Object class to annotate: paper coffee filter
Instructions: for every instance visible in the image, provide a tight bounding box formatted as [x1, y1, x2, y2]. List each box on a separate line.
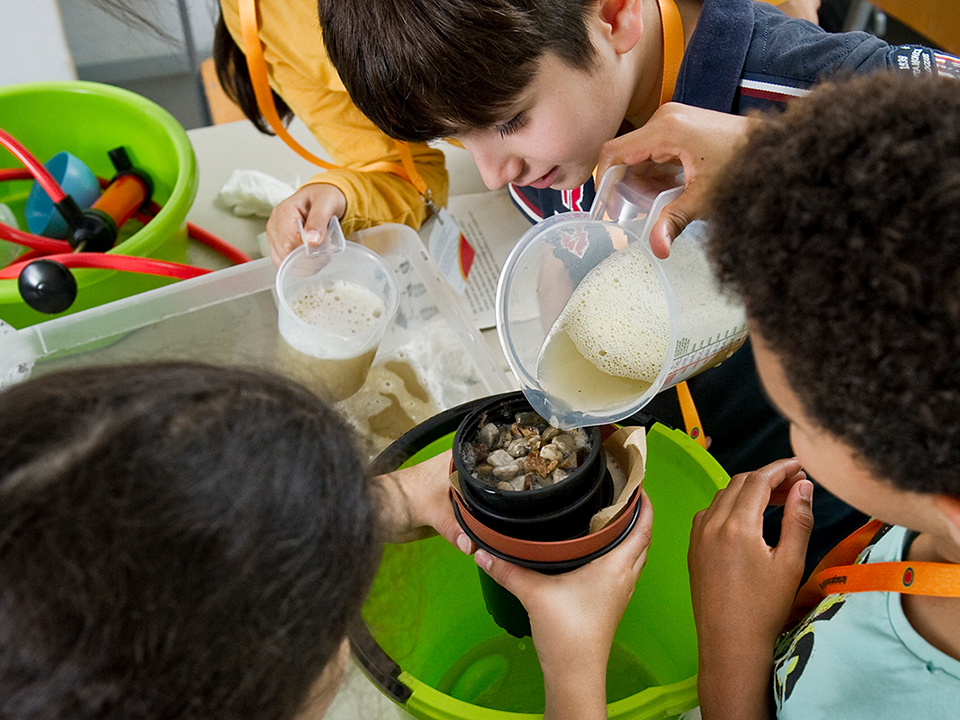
[589, 426, 646, 534]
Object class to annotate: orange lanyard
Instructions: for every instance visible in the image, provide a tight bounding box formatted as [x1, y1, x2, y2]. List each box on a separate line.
[658, 0, 685, 106]
[654, 0, 708, 446]
[237, 0, 430, 199]
[788, 519, 960, 627]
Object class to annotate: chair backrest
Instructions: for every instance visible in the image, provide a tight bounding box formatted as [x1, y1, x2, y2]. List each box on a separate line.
[867, 0, 960, 54]
[200, 57, 247, 125]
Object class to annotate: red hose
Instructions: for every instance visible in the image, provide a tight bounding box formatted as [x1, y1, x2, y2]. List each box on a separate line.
[135, 202, 253, 264]
[0, 129, 66, 203]
[0, 168, 33, 183]
[0, 221, 71, 253]
[187, 222, 253, 264]
[0, 253, 212, 281]
[0, 157, 253, 270]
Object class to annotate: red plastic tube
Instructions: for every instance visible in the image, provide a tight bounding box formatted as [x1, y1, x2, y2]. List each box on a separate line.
[0, 221, 72, 254]
[1, 164, 253, 269]
[0, 129, 66, 203]
[0, 168, 33, 183]
[0, 253, 212, 281]
[135, 202, 253, 265]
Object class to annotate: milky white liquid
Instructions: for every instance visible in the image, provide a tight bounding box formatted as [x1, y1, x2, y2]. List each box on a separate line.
[537, 245, 670, 412]
[288, 279, 385, 339]
[278, 279, 386, 401]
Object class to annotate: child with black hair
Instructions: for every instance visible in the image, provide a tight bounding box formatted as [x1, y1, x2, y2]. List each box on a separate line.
[0, 362, 651, 720]
[687, 71, 960, 718]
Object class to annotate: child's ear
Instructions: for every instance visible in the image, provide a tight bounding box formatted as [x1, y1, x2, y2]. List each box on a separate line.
[595, 0, 645, 55]
[933, 494, 960, 548]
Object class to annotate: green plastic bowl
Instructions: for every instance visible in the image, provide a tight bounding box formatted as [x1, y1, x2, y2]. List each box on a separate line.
[0, 81, 197, 328]
[358, 399, 729, 720]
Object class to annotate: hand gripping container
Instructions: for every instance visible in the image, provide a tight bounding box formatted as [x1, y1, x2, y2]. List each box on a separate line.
[358, 397, 730, 720]
[496, 165, 748, 429]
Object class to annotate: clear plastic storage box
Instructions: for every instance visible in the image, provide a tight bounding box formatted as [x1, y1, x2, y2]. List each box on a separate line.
[0, 224, 511, 459]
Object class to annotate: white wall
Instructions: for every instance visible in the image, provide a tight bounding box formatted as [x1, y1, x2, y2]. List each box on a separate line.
[0, 0, 77, 86]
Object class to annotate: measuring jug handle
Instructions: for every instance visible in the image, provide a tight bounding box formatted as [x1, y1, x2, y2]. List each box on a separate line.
[589, 164, 684, 240]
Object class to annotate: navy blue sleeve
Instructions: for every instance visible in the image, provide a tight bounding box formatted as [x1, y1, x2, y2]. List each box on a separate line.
[887, 45, 960, 78]
[745, 5, 890, 89]
[738, 4, 958, 115]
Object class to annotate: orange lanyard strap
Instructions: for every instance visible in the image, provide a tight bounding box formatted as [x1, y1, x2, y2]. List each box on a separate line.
[789, 519, 960, 626]
[814, 559, 960, 597]
[394, 139, 432, 201]
[675, 380, 706, 448]
[655, 0, 700, 443]
[237, 0, 429, 198]
[657, 0, 685, 106]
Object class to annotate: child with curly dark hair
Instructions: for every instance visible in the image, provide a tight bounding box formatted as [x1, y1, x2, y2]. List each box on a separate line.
[0, 362, 652, 720]
[688, 71, 960, 719]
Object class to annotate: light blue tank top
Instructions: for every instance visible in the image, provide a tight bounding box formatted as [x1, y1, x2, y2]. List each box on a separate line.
[773, 525, 960, 718]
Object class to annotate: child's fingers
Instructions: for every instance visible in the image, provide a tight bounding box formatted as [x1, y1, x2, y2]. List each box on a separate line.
[621, 490, 654, 574]
[474, 548, 530, 598]
[745, 460, 806, 514]
[776, 479, 815, 562]
[266, 204, 306, 266]
[725, 458, 805, 519]
[692, 459, 804, 544]
[583, 490, 655, 579]
[649, 200, 694, 258]
[696, 470, 749, 524]
[767, 470, 809, 506]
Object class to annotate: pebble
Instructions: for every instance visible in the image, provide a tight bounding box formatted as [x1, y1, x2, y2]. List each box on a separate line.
[462, 410, 590, 491]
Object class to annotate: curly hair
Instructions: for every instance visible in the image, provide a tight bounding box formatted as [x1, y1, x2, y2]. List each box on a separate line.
[0, 363, 381, 720]
[709, 71, 960, 498]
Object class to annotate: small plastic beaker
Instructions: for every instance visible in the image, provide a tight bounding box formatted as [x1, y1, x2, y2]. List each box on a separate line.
[496, 165, 748, 428]
[276, 243, 399, 402]
[25, 151, 102, 238]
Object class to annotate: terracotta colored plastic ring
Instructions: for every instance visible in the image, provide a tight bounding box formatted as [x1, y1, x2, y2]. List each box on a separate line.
[451, 485, 642, 572]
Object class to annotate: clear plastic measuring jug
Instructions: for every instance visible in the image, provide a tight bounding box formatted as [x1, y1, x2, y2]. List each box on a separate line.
[496, 165, 748, 429]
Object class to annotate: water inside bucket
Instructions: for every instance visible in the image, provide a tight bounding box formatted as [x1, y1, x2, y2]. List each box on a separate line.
[437, 636, 658, 712]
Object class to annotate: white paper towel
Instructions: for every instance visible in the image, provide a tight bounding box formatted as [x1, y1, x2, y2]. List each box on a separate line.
[216, 169, 297, 218]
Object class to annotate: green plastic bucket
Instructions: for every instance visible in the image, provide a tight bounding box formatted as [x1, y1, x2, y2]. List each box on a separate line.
[358, 398, 729, 720]
[0, 81, 197, 328]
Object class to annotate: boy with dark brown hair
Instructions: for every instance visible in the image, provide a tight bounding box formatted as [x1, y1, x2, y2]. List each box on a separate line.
[318, 0, 960, 499]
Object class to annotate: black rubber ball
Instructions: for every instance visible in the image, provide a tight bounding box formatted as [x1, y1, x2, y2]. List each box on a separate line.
[18, 260, 78, 314]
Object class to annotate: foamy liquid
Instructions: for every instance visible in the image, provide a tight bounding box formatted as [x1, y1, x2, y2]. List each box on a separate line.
[288, 279, 385, 341]
[537, 245, 670, 411]
[278, 279, 386, 401]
